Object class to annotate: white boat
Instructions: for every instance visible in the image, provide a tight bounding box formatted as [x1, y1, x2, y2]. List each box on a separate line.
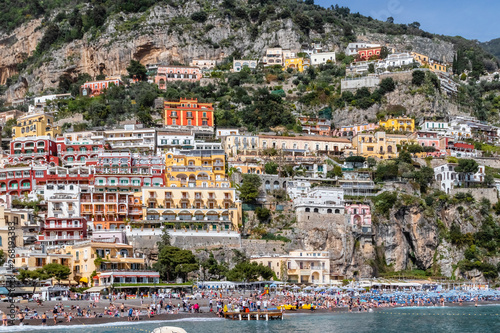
[151, 327, 188, 333]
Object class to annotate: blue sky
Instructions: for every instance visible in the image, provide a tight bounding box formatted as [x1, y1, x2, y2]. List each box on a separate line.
[316, 0, 498, 42]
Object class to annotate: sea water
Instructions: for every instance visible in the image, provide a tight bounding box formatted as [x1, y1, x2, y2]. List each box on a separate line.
[4, 305, 500, 333]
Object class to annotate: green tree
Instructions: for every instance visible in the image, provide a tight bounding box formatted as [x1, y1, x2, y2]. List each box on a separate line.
[154, 246, 198, 282]
[406, 144, 423, 154]
[255, 207, 271, 222]
[201, 253, 228, 280]
[379, 77, 396, 94]
[264, 161, 279, 174]
[226, 262, 275, 281]
[345, 156, 366, 164]
[43, 263, 71, 284]
[327, 165, 343, 178]
[413, 166, 434, 193]
[0, 249, 5, 266]
[238, 174, 261, 203]
[191, 11, 208, 23]
[368, 63, 375, 73]
[412, 70, 425, 86]
[455, 159, 479, 185]
[367, 157, 377, 168]
[157, 227, 171, 252]
[379, 46, 390, 59]
[127, 60, 147, 81]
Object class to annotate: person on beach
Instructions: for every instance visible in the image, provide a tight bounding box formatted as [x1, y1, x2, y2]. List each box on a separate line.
[134, 308, 140, 321]
[41, 313, 47, 326]
[128, 307, 133, 321]
[1, 312, 6, 326]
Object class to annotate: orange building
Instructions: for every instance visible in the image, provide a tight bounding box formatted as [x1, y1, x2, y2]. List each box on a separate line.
[163, 98, 214, 129]
[80, 77, 123, 97]
[357, 47, 382, 61]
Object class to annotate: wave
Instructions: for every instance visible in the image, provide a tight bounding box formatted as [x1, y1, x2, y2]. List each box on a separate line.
[0, 317, 224, 332]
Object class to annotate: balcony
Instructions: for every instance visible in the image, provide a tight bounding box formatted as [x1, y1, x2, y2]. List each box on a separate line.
[45, 223, 83, 229]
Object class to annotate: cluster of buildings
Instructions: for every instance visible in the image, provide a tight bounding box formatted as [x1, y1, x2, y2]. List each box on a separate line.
[0, 95, 243, 287]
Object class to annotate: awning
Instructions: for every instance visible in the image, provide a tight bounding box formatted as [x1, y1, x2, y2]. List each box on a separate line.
[80, 277, 88, 283]
[84, 286, 107, 293]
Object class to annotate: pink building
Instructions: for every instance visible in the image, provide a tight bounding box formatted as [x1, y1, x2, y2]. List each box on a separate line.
[345, 204, 371, 232]
[332, 123, 378, 137]
[154, 66, 202, 89]
[414, 131, 440, 148]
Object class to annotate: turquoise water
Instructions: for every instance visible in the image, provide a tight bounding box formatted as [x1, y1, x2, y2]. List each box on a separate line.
[5, 305, 500, 333]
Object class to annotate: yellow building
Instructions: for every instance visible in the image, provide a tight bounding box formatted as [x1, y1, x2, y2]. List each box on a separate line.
[165, 149, 229, 188]
[0, 206, 24, 253]
[283, 58, 310, 72]
[65, 241, 147, 283]
[141, 187, 241, 231]
[428, 61, 447, 73]
[12, 112, 61, 139]
[411, 52, 447, 73]
[13, 248, 72, 272]
[250, 250, 341, 284]
[351, 131, 411, 159]
[379, 117, 415, 132]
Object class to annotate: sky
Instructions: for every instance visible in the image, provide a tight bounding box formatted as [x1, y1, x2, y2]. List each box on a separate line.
[316, 0, 498, 42]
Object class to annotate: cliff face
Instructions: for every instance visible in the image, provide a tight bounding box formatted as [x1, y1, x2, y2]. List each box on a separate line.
[0, 4, 322, 101]
[0, 2, 462, 103]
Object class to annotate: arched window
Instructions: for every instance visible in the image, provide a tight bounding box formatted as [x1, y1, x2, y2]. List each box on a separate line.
[334, 209, 340, 214]
[313, 208, 319, 213]
[305, 208, 310, 213]
[327, 209, 332, 213]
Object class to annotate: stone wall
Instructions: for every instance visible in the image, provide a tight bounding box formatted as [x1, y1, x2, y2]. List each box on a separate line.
[450, 188, 498, 204]
[241, 239, 288, 256]
[379, 71, 412, 83]
[341, 76, 380, 92]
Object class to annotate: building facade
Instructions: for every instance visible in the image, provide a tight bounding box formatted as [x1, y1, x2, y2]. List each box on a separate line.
[12, 112, 61, 139]
[165, 149, 229, 188]
[163, 98, 214, 131]
[81, 77, 123, 97]
[379, 117, 415, 132]
[141, 187, 241, 231]
[154, 66, 202, 89]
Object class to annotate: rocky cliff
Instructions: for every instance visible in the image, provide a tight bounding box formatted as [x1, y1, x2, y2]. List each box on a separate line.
[0, 1, 468, 103]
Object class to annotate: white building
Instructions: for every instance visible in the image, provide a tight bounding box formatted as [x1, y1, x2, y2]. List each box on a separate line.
[92, 125, 156, 153]
[310, 52, 336, 66]
[233, 59, 258, 72]
[434, 163, 486, 194]
[156, 131, 195, 151]
[194, 140, 222, 150]
[346, 42, 381, 56]
[377, 53, 414, 69]
[215, 128, 240, 139]
[420, 121, 449, 132]
[293, 187, 344, 214]
[47, 193, 81, 219]
[286, 180, 312, 200]
[262, 48, 296, 66]
[190, 59, 217, 70]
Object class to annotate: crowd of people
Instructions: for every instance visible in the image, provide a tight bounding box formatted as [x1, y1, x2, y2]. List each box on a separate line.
[0, 287, 498, 326]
